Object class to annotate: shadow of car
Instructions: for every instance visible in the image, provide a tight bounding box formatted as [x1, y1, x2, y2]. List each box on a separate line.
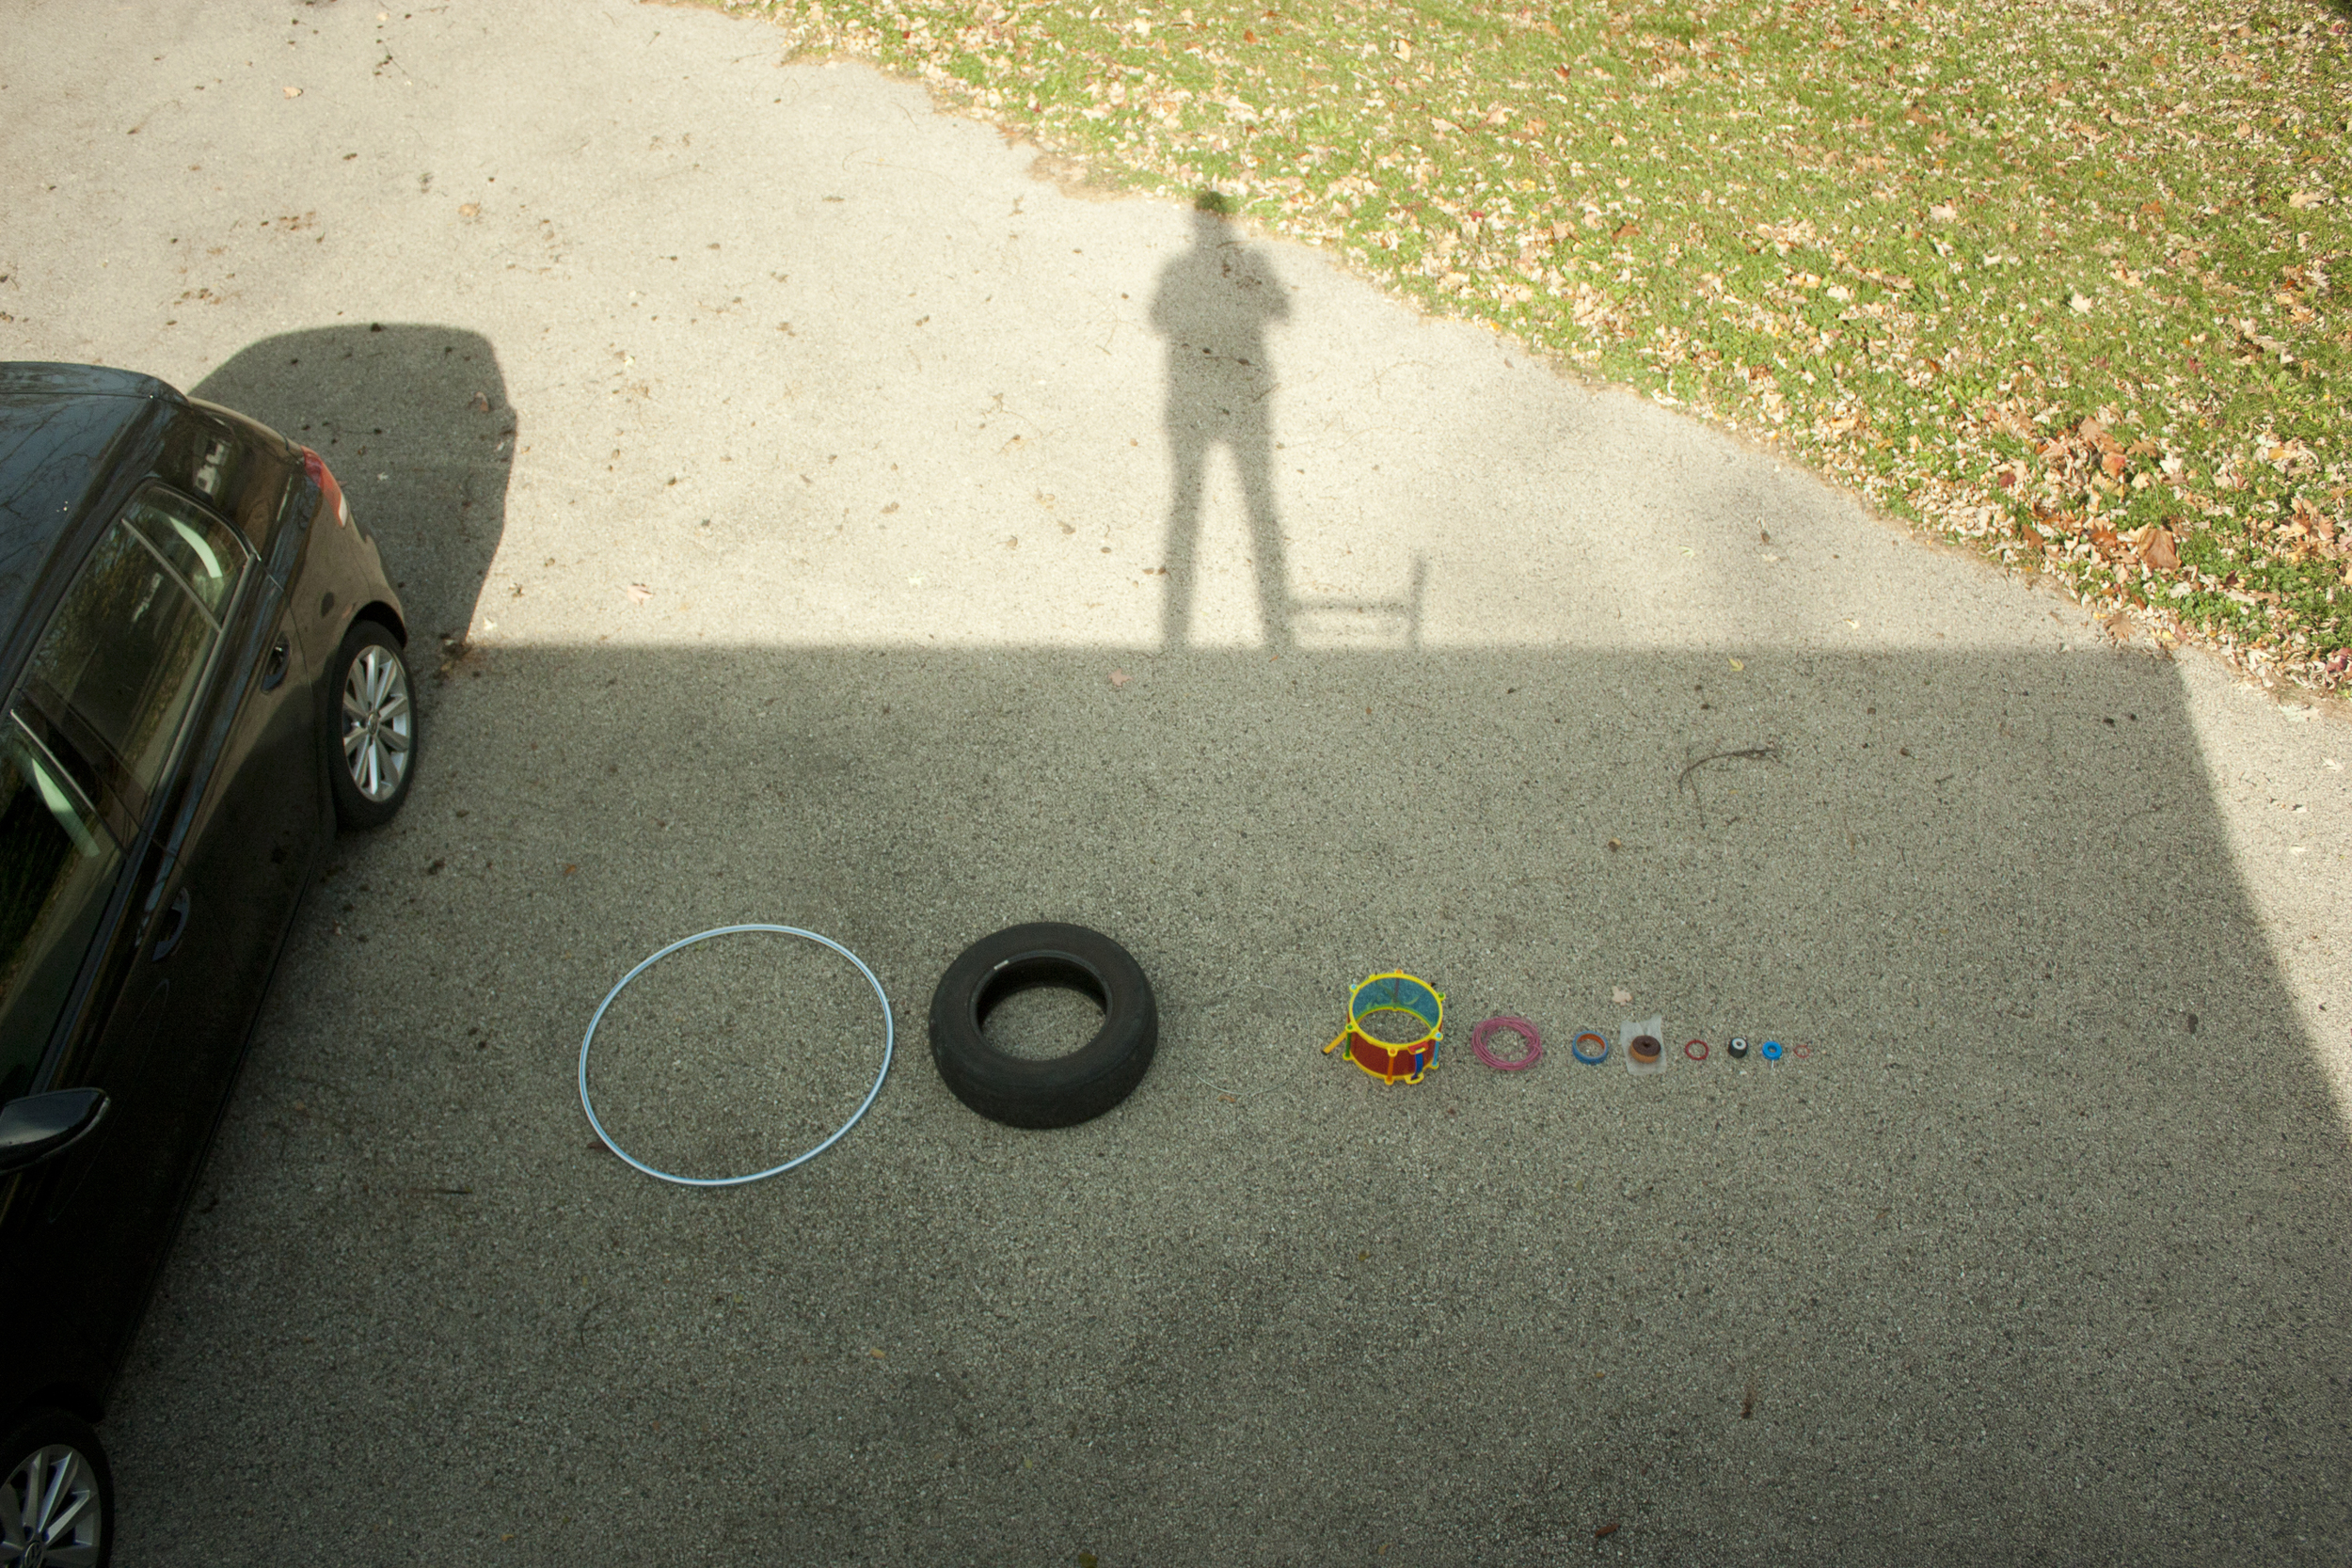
[0, 361, 415, 1565]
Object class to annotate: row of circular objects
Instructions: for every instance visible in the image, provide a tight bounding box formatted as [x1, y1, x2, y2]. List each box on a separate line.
[1466, 1018, 1808, 1071]
[1327, 972, 1813, 1086]
[580, 927, 1810, 1191]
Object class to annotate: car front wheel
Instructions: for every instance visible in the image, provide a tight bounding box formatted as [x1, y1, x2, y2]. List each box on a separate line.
[329, 620, 417, 830]
[0, 1408, 112, 1568]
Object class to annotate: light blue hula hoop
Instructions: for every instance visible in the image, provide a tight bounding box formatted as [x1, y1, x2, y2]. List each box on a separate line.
[578, 925, 894, 1187]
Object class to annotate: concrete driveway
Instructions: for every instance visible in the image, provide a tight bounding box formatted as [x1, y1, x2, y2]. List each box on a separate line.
[7, 2, 2351, 1561]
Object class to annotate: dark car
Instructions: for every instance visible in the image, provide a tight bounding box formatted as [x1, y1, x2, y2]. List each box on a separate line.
[0, 362, 416, 1565]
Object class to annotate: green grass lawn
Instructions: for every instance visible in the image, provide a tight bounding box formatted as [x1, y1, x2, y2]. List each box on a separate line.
[714, 0, 2350, 689]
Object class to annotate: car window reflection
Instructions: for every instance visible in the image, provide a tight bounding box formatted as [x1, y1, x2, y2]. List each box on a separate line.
[0, 719, 122, 1101]
[121, 490, 243, 620]
[26, 499, 244, 808]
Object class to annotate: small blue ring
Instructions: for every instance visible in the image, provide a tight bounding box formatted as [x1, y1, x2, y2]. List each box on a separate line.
[1761, 1039, 1783, 1061]
[1570, 1030, 1612, 1065]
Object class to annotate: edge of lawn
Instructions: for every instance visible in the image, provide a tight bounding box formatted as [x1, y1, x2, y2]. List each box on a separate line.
[700, 0, 2352, 702]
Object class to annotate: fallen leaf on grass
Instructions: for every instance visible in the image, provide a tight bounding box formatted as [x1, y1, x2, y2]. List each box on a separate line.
[2287, 190, 2328, 210]
[2293, 496, 2334, 547]
[2133, 525, 2180, 570]
[1928, 202, 1958, 222]
[2068, 293, 2093, 314]
[626, 584, 651, 603]
[1109, 670, 1131, 688]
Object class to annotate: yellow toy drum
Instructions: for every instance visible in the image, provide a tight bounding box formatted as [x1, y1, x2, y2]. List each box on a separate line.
[1323, 971, 1445, 1085]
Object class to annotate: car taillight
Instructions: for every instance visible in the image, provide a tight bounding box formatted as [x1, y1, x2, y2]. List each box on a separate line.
[301, 447, 351, 529]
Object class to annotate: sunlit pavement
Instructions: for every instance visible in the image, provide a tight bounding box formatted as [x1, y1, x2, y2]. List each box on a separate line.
[6, 2, 2350, 1561]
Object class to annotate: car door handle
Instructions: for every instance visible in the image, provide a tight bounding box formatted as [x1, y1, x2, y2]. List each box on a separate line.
[262, 635, 291, 691]
[151, 888, 191, 961]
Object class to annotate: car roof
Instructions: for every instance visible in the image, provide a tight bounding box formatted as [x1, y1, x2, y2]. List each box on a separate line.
[0, 362, 184, 641]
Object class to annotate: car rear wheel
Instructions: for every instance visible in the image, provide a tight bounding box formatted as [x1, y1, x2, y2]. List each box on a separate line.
[329, 620, 416, 830]
[0, 1408, 112, 1568]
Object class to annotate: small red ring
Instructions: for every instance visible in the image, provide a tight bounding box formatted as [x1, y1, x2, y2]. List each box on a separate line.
[1792, 1040, 1812, 1059]
[1683, 1037, 1709, 1062]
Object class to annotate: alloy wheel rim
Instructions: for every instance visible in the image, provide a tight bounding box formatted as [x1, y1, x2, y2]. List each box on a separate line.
[342, 642, 413, 802]
[2, 1442, 102, 1568]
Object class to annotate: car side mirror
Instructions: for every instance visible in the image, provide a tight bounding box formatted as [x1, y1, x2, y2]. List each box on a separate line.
[0, 1087, 111, 1174]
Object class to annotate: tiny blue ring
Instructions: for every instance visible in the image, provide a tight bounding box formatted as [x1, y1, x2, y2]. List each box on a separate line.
[579, 924, 894, 1187]
[1761, 1039, 1784, 1061]
[1570, 1030, 1612, 1065]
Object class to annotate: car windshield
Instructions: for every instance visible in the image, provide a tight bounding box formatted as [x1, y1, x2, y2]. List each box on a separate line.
[0, 716, 121, 1101]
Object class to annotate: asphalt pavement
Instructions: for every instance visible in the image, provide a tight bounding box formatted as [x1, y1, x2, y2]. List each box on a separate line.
[5, 2, 2351, 1562]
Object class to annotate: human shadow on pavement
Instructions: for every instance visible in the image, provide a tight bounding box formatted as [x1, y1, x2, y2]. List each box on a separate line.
[1152, 194, 1293, 650]
[192, 325, 515, 676]
[112, 626, 2352, 1565]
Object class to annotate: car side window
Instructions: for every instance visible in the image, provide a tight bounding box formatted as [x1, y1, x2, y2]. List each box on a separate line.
[19, 488, 248, 814]
[0, 488, 246, 1097]
[0, 720, 123, 1101]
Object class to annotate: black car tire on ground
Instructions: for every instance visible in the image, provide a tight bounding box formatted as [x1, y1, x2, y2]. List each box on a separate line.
[0, 1406, 114, 1568]
[929, 923, 1157, 1130]
[327, 620, 417, 831]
